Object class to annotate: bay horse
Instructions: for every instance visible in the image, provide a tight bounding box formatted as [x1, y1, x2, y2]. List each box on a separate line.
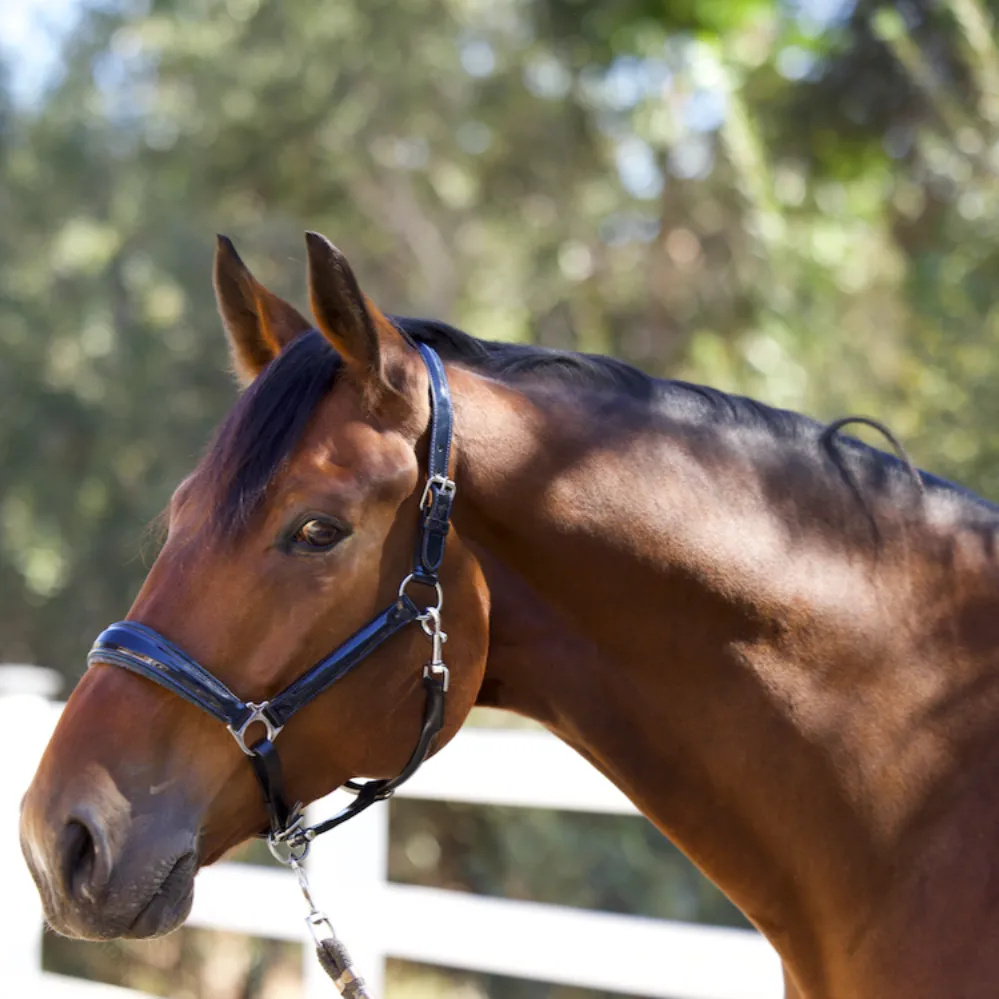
[19, 233, 999, 998]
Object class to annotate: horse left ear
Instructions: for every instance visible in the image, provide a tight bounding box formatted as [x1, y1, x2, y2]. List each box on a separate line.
[214, 235, 313, 386]
[304, 231, 414, 404]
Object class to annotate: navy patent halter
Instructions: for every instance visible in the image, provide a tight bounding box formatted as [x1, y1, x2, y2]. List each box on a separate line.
[87, 342, 456, 858]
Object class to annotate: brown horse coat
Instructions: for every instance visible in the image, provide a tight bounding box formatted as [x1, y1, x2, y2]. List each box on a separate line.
[21, 234, 999, 998]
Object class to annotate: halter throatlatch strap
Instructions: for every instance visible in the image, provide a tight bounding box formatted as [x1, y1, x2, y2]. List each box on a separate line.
[304, 674, 447, 840]
[415, 342, 455, 578]
[85, 342, 457, 855]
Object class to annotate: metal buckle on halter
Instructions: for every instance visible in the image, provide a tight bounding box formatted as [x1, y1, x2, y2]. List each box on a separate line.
[419, 473, 456, 511]
[227, 701, 283, 756]
[398, 572, 444, 614]
[423, 660, 450, 691]
[419, 606, 450, 692]
[266, 804, 314, 864]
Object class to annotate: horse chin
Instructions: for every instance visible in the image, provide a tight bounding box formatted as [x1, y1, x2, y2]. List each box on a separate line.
[124, 853, 197, 939]
[125, 891, 194, 939]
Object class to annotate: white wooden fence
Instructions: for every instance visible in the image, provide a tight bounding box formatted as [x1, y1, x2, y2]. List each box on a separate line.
[0, 686, 783, 999]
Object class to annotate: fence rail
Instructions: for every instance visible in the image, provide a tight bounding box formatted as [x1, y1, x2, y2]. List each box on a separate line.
[1, 691, 783, 998]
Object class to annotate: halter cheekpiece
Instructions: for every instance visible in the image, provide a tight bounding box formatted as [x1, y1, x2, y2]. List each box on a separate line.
[87, 342, 457, 862]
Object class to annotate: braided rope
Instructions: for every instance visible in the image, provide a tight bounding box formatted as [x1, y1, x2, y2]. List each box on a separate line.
[315, 933, 372, 999]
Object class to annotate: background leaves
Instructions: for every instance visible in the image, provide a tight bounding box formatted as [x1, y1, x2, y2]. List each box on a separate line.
[6, 0, 999, 994]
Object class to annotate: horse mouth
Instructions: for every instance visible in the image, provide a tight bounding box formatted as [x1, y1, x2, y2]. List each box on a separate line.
[126, 852, 197, 938]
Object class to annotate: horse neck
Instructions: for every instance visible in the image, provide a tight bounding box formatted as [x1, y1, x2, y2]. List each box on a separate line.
[447, 364, 999, 988]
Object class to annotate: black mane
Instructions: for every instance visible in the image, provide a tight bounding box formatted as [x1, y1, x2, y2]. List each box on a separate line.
[200, 317, 999, 534]
[392, 316, 803, 435]
[204, 330, 340, 533]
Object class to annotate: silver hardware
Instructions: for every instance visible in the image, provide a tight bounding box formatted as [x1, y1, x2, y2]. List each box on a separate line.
[268, 829, 310, 865]
[419, 473, 456, 511]
[289, 857, 340, 954]
[227, 701, 283, 756]
[291, 855, 320, 911]
[429, 626, 446, 666]
[423, 661, 450, 691]
[267, 808, 312, 864]
[419, 605, 450, 691]
[306, 910, 338, 949]
[398, 573, 444, 614]
[419, 605, 447, 657]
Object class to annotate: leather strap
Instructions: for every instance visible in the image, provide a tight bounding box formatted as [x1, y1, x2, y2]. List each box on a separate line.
[248, 738, 296, 835]
[86, 344, 456, 845]
[415, 343, 455, 577]
[88, 597, 423, 731]
[266, 595, 421, 727]
[87, 621, 251, 728]
[306, 674, 447, 838]
[419, 343, 453, 489]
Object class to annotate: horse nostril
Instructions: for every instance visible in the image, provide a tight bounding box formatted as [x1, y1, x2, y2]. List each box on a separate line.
[60, 817, 110, 905]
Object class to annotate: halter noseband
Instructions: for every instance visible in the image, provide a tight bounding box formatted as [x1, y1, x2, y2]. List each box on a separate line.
[87, 342, 456, 860]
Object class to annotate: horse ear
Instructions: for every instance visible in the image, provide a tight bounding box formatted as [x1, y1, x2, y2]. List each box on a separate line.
[213, 235, 313, 386]
[304, 231, 413, 403]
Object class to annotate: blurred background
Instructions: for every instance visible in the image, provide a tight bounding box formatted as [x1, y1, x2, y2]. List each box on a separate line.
[2, 0, 999, 995]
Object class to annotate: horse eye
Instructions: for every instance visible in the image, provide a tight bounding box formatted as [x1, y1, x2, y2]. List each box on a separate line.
[289, 518, 343, 552]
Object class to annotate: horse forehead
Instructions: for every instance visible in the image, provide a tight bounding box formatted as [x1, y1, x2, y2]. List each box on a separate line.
[298, 407, 418, 481]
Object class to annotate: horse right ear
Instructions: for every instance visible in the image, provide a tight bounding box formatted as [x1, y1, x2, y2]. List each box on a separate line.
[213, 235, 313, 386]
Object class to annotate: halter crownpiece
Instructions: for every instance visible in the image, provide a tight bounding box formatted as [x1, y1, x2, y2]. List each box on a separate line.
[87, 341, 456, 854]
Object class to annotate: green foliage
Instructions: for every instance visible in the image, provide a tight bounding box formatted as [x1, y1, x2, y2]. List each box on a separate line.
[6, 0, 999, 994]
[391, 801, 748, 925]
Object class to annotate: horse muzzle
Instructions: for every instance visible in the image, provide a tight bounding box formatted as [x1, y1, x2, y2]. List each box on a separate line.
[19, 775, 199, 940]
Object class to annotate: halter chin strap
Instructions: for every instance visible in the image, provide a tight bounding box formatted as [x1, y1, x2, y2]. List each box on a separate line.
[87, 342, 455, 856]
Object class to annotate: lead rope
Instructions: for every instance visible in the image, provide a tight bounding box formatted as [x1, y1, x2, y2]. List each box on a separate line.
[268, 607, 449, 997]
[291, 856, 371, 999]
